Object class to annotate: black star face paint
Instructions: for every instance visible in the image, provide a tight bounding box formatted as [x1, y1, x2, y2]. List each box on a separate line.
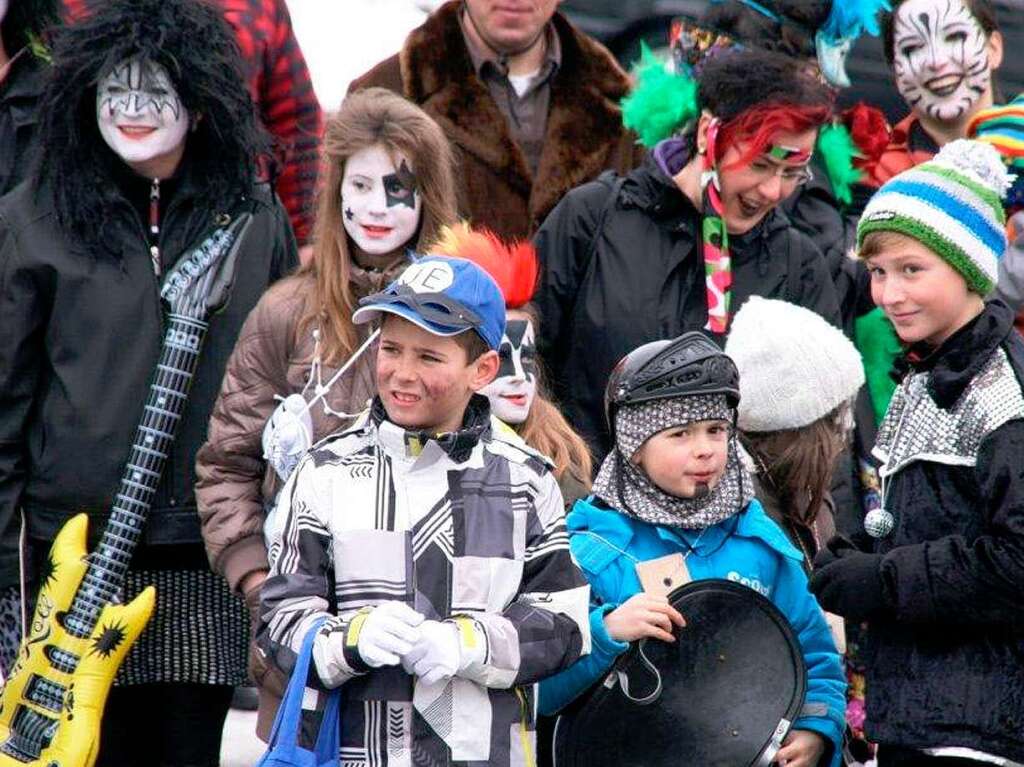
[893, 0, 991, 123]
[96, 57, 189, 168]
[482, 318, 537, 425]
[340, 145, 422, 255]
[383, 160, 418, 209]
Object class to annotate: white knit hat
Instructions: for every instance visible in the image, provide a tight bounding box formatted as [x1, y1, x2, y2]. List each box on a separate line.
[724, 297, 865, 432]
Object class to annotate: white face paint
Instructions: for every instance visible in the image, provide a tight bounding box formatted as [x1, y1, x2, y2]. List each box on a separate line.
[340, 145, 422, 255]
[482, 317, 537, 425]
[893, 0, 992, 123]
[0, 0, 9, 23]
[96, 58, 189, 174]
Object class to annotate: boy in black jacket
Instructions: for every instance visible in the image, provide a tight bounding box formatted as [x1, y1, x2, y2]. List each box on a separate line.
[811, 139, 1024, 766]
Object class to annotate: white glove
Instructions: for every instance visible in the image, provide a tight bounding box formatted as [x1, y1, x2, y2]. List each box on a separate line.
[356, 602, 424, 668]
[401, 619, 461, 685]
[262, 393, 313, 482]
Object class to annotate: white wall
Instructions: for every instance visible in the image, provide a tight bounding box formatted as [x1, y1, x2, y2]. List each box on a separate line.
[286, 0, 432, 113]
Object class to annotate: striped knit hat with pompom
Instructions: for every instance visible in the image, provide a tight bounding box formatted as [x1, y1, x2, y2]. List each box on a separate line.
[857, 139, 1015, 294]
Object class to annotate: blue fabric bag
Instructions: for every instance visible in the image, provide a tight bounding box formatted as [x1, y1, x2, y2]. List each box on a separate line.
[256, 617, 340, 766]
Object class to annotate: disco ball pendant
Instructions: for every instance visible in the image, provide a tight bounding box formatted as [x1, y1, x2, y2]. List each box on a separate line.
[864, 507, 895, 538]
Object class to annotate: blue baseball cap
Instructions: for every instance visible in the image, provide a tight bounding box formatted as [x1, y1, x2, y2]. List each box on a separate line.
[352, 255, 506, 351]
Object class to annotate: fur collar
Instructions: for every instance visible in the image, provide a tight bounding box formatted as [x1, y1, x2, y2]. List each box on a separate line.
[398, 0, 634, 221]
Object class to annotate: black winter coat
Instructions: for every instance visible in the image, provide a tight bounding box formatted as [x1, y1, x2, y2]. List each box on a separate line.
[0, 170, 296, 588]
[0, 52, 45, 198]
[533, 163, 841, 458]
[865, 301, 1024, 760]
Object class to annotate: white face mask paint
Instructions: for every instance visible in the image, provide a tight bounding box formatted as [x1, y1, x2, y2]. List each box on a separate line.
[96, 58, 189, 173]
[893, 0, 991, 123]
[340, 145, 422, 255]
[482, 318, 538, 425]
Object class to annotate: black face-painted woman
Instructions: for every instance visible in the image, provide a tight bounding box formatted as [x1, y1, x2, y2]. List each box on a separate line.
[0, 0, 297, 763]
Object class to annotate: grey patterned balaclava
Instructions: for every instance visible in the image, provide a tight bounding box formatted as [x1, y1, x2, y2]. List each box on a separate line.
[592, 393, 754, 529]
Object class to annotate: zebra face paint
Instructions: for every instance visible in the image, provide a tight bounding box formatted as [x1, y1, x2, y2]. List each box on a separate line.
[341, 144, 421, 255]
[893, 0, 991, 123]
[482, 318, 537, 425]
[96, 58, 189, 172]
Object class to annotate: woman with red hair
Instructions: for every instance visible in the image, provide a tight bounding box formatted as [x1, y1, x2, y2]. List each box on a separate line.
[534, 47, 842, 459]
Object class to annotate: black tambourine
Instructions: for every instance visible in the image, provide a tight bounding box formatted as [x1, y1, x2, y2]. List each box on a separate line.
[553, 579, 807, 767]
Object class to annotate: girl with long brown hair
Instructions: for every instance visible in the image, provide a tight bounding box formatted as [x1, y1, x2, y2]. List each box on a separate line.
[434, 223, 593, 505]
[724, 296, 864, 568]
[195, 86, 458, 738]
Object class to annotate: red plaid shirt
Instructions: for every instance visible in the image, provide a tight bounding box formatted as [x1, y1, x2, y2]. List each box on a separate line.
[64, 0, 323, 245]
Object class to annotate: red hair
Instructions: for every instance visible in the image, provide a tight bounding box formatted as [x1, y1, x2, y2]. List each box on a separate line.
[432, 222, 539, 308]
[716, 102, 831, 169]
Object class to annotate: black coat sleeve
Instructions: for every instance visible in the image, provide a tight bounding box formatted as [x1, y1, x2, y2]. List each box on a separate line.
[269, 192, 299, 281]
[789, 231, 843, 329]
[0, 212, 49, 580]
[879, 419, 1024, 627]
[532, 178, 613, 397]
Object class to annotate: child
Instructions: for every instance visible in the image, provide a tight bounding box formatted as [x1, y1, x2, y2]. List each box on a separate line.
[811, 139, 1024, 766]
[257, 255, 590, 765]
[537, 332, 846, 767]
[726, 296, 865, 567]
[196, 88, 458, 736]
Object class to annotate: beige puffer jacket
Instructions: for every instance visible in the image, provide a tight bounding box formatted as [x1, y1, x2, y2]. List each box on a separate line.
[195, 270, 379, 737]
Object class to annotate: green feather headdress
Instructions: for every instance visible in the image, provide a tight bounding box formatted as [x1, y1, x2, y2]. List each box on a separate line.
[621, 44, 700, 149]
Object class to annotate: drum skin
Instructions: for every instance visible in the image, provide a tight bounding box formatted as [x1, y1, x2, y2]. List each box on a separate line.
[553, 579, 807, 767]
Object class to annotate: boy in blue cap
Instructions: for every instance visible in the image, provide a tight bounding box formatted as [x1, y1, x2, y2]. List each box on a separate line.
[258, 255, 590, 766]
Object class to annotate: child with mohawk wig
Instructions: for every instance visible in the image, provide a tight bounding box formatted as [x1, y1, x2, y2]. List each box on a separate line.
[434, 223, 593, 504]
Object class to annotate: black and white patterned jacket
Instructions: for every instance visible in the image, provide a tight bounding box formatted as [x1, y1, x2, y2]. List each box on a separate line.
[259, 395, 591, 766]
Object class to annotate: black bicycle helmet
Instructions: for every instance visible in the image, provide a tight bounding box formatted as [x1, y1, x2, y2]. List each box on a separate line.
[605, 332, 741, 437]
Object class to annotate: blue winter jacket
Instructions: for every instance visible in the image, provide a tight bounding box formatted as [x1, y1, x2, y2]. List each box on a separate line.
[538, 497, 846, 767]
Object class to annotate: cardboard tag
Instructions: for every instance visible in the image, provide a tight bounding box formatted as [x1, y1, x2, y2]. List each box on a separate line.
[636, 553, 692, 597]
[825, 611, 846, 654]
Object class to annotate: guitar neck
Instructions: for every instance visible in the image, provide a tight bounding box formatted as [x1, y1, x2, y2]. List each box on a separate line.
[63, 313, 210, 638]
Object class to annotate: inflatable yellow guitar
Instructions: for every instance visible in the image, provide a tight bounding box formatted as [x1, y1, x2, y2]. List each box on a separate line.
[0, 214, 250, 766]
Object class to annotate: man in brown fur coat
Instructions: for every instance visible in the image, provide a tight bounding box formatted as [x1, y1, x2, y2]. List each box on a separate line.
[349, 0, 643, 240]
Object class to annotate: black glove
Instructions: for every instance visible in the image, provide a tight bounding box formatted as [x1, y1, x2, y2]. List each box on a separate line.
[813, 535, 859, 570]
[809, 549, 890, 622]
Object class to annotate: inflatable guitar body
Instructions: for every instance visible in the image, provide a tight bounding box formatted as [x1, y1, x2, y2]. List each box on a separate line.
[0, 216, 250, 766]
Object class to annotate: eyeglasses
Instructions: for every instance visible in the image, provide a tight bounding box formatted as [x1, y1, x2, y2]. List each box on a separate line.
[745, 158, 815, 187]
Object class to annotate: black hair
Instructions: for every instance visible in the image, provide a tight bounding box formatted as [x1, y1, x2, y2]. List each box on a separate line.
[1, 0, 59, 54]
[34, 0, 271, 260]
[881, 0, 1001, 64]
[697, 47, 835, 124]
[700, 0, 833, 60]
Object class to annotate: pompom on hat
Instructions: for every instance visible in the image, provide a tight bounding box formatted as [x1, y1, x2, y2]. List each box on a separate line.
[724, 297, 865, 432]
[857, 139, 1015, 294]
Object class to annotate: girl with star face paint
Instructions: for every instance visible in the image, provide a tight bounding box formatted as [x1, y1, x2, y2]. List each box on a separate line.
[435, 223, 594, 506]
[196, 87, 459, 739]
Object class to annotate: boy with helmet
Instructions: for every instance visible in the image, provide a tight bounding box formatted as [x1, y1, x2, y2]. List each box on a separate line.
[538, 332, 846, 767]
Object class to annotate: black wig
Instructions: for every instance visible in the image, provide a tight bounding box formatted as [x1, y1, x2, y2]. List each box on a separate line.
[1, 0, 59, 54]
[34, 0, 271, 259]
[700, 0, 833, 60]
[699, 48, 835, 124]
